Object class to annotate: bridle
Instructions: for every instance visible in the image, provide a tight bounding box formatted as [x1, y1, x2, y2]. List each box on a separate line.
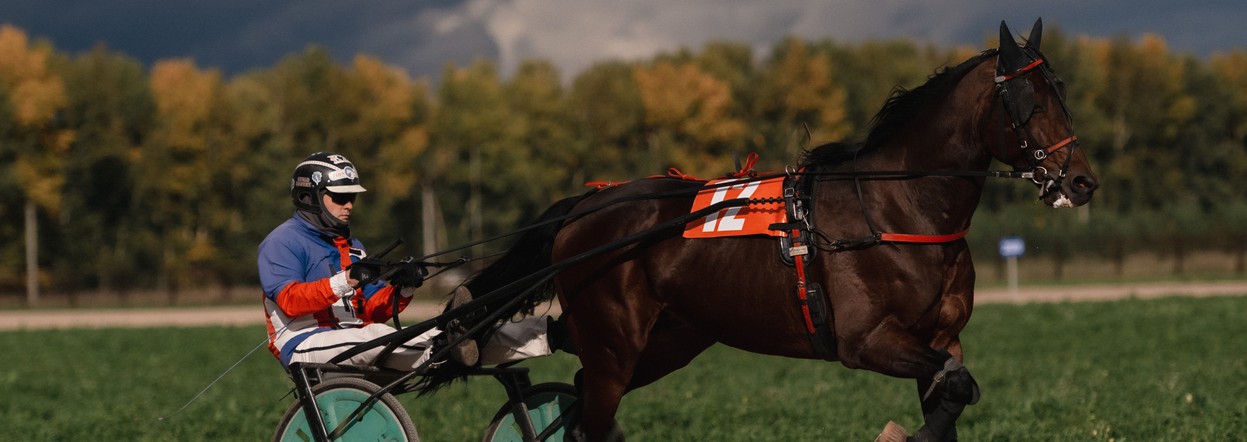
[994, 47, 1080, 201]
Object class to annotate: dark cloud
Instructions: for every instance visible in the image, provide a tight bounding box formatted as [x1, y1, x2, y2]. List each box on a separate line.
[2, 0, 1243, 81]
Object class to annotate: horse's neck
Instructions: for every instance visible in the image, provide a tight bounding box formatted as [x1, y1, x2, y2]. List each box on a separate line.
[849, 73, 996, 232]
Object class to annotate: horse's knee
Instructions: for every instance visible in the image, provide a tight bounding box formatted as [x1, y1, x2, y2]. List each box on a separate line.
[925, 357, 980, 406]
[945, 365, 979, 405]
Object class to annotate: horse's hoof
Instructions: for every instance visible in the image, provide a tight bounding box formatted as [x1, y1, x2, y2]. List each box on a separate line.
[874, 421, 909, 442]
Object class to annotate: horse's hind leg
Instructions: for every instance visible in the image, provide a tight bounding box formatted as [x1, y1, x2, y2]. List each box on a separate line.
[561, 276, 667, 441]
[626, 313, 715, 391]
[566, 315, 712, 441]
[566, 313, 638, 442]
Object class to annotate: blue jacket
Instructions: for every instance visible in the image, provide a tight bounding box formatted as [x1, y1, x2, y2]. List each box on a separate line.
[258, 214, 407, 365]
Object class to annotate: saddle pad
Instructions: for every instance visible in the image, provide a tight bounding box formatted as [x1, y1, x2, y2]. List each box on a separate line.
[684, 177, 787, 238]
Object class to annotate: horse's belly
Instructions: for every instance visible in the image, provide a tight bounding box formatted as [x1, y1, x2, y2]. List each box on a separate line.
[654, 251, 820, 358]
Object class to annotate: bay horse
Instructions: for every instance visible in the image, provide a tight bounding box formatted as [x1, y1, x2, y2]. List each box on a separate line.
[455, 19, 1098, 441]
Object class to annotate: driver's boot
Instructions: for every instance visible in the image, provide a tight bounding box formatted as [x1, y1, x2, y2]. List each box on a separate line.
[444, 286, 479, 367]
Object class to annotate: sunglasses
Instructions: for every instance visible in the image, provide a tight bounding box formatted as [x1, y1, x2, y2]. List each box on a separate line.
[327, 192, 357, 205]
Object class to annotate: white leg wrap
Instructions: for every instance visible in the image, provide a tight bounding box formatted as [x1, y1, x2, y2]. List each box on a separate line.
[480, 316, 553, 365]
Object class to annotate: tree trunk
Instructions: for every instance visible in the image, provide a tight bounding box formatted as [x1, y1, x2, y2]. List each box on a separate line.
[422, 183, 438, 256]
[469, 146, 483, 242]
[25, 201, 40, 307]
[1172, 240, 1185, 276]
[1111, 241, 1125, 278]
[1236, 245, 1245, 275]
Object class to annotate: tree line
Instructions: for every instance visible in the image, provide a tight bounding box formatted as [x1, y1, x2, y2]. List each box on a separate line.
[2, 24, 1245, 303]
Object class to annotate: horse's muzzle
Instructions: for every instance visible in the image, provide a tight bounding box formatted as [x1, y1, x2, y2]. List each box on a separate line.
[1044, 171, 1098, 208]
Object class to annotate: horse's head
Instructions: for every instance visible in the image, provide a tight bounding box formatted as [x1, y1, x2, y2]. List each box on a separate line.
[990, 19, 1099, 208]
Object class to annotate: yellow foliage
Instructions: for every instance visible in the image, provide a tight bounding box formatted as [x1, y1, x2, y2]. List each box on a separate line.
[761, 39, 852, 142]
[1212, 51, 1247, 111]
[375, 127, 430, 199]
[150, 59, 220, 149]
[14, 156, 64, 213]
[633, 62, 746, 145]
[352, 55, 413, 123]
[0, 25, 67, 128]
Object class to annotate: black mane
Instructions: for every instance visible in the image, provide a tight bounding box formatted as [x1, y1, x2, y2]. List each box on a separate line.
[800, 49, 998, 168]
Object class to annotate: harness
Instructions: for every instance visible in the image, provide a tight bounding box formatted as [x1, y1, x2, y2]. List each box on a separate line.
[766, 168, 970, 361]
[737, 46, 1077, 360]
[768, 169, 835, 359]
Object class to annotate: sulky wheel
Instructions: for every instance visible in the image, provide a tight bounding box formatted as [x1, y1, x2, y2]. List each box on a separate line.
[273, 377, 418, 442]
[482, 382, 583, 442]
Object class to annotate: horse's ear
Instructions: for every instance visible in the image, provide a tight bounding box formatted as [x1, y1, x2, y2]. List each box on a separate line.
[1027, 18, 1043, 50]
[998, 21, 1026, 71]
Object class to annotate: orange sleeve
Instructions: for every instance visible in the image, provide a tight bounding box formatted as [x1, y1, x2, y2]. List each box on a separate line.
[275, 279, 339, 317]
[362, 286, 413, 324]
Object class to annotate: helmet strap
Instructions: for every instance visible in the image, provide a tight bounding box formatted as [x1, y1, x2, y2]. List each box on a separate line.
[296, 192, 351, 238]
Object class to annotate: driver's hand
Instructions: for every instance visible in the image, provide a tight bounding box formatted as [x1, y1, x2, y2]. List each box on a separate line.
[347, 257, 386, 288]
[385, 261, 428, 289]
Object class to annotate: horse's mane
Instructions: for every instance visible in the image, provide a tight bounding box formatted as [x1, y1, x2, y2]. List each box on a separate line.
[800, 49, 999, 168]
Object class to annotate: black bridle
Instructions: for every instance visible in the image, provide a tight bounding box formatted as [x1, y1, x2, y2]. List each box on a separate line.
[994, 47, 1080, 204]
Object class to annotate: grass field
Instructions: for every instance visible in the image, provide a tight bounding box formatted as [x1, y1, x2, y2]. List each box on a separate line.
[2, 295, 1244, 441]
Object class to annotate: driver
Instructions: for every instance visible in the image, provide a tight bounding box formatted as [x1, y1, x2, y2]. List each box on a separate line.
[258, 152, 555, 371]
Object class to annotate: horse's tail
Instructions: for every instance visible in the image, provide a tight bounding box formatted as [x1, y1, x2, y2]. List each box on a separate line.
[462, 192, 587, 315]
[415, 192, 587, 395]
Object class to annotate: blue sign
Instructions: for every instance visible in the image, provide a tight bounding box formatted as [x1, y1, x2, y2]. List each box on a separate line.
[999, 236, 1026, 258]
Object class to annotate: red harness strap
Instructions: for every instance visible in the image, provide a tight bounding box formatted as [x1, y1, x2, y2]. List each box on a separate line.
[332, 236, 363, 322]
[1044, 135, 1077, 154]
[586, 152, 765, 190]
[878, 228, 970, 244]
[994, 58, 1044, 83]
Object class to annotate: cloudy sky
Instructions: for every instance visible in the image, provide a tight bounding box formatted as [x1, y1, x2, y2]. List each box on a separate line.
[3, 0, 1244, 81]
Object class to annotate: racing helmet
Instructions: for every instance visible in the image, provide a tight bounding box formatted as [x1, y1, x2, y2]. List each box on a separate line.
[290, 152, 367, 213]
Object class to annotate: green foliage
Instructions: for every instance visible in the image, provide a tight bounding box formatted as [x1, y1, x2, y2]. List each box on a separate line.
[0, 24, 1244, 296]
[0, 296, 1243, 440]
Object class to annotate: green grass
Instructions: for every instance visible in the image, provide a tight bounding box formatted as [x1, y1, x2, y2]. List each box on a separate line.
[2, 296, 1244, 441]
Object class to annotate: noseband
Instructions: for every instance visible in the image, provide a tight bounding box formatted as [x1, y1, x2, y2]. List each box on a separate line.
[994, 51, 1079, 199]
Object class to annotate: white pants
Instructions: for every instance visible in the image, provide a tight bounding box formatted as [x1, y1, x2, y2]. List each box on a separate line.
[288, 316, 553, 370]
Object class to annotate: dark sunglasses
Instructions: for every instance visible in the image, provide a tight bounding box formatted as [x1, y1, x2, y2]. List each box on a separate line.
[327, 192, 357, 205]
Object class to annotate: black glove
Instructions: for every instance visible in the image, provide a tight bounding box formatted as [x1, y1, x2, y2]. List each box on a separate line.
[347, 257, 386, 287]
[385, 260, 428, 289]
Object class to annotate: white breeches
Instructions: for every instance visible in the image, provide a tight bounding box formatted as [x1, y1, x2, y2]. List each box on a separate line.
[287, 316, 553, 370]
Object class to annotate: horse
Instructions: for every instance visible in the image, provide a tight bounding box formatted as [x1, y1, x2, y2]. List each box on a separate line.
[454, 19, 1098, 441]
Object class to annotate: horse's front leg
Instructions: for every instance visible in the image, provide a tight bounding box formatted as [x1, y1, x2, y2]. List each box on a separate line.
[911, 245, 978, 441]
[850, 321, 979, 442]
[877, 247, 979, 442]
[906, 352, 980, 442]
[838, 299, 979, 439]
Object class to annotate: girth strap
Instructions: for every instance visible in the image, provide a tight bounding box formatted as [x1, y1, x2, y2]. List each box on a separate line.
[773, 172, 838, 361]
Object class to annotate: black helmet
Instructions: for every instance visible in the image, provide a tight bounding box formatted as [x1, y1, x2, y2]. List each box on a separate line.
[290, 152, 367, 213]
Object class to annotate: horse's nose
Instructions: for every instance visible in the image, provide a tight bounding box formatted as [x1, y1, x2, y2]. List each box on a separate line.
[1070, 174, 1098, 195]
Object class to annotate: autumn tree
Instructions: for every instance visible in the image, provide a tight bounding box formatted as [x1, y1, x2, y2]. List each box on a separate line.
[0, 25, 73, 305]
[432, 60, 526, 246]
[333, 55, 431, 252]
[506, 60, 581, 200]
[633, 61, 746, 177]
[138, 58, 226, 299]
[55, 46, 155, 299]
[754, 38, 852, 160]
[568, 61, 646, 179]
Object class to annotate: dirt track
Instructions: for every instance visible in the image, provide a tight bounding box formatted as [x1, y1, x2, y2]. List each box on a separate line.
[1, 281, 1245, 331]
